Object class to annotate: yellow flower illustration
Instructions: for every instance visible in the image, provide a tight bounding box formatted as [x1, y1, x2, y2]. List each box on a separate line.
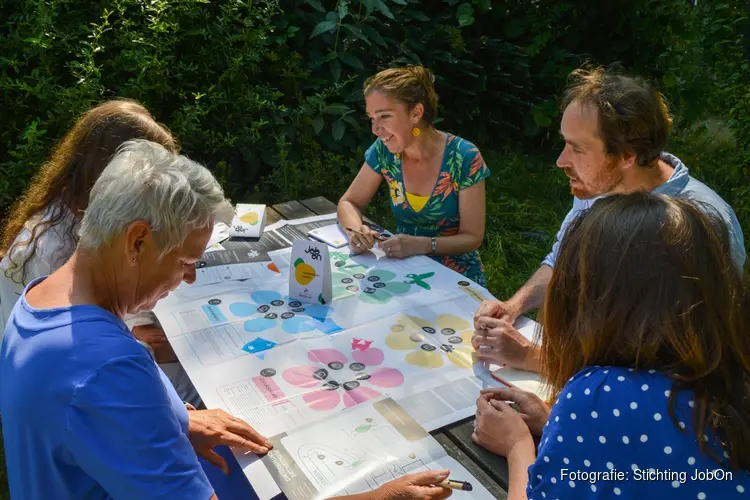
[385, 314, 474, 369]
[388, 179, 405, 205]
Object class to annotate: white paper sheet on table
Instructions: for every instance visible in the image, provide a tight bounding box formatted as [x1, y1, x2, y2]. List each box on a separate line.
[154, 236, 533, 499]
[260, 397, 495, 500]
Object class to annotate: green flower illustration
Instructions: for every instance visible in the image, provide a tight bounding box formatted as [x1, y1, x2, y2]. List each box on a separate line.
[330, 252, 413, 303]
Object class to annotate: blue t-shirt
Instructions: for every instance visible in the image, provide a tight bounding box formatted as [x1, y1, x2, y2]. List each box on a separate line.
[528, 366, 749, 498]
[0, 278, 214, 500]
[543, 153, 746, 270]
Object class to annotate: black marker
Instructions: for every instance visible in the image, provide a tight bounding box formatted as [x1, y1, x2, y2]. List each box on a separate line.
[439, 479, 473, 491]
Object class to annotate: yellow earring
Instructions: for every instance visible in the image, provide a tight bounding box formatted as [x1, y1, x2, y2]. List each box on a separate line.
[412, 127, 421, 137]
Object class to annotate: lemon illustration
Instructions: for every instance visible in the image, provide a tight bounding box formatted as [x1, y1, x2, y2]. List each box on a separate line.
[239, 211, 259, 225]
[294, 258, 316, 285]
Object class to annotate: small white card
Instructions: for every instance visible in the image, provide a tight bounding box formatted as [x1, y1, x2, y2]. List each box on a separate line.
[289, 240, 332, 305]
[307, 223, 349, 248]
[229, 203, 266, 238]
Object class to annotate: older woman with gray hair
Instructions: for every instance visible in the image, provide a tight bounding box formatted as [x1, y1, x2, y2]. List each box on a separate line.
[0, 140, 452, 500]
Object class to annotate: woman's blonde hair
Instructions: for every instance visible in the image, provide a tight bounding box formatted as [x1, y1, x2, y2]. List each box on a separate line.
[364, 66, 439, 124]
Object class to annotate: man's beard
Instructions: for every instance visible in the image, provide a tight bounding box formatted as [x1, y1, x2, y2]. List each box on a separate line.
[570, 159, 623, 199]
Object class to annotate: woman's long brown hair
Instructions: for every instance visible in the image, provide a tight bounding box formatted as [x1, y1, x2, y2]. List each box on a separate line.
[541, 192, 750, 469]
[1, 99, 177, 283]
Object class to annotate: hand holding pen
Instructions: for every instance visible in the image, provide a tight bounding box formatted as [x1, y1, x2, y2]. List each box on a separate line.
[346, 225, 386, 254]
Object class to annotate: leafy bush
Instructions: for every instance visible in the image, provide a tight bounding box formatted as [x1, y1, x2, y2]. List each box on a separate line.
[1, 0, 747, 223]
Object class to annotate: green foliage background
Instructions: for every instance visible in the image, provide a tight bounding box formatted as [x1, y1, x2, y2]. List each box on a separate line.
[2, 1, 748, 223]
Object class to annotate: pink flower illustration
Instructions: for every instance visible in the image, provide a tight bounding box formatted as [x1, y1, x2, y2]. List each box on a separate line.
[282, 346, 404, 411]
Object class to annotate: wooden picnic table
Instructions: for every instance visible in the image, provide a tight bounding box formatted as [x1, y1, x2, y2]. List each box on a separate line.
[266, 196, 510, 499]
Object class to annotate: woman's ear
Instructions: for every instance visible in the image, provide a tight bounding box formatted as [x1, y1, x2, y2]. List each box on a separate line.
[411, 103, 425, 125]
[124, 220, 151, 264]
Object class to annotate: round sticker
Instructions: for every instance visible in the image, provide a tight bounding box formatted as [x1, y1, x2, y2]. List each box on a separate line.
[260, 368, 276, 377]
[349, 362, 365, 372]
[328, 362, 344, 370]
[271, 300, 285, 307]
[208, 299, 222, 305]
[458, 281, 470, 287]
[323, 380, 339, 390]
[346, 285, 360, 292]
[448, 336, 463, 344]
[335, 261, 345, 268]
[292, 307, 306, 313]
[373, 282, 386, 289]
[420, 344, 437, 352]
[441, 328, 456, 336]
[290, 301, 303, 308]
[341, 278, 354, 284]
[422, 326, 437, 334]
[363, 288, 375, 294]
[343, 381, 360, 391]
[355, 373, 371, 381]
[354, 273, 365, 280]
[257, 305, 270, 313]
[410, 333, 425, 343]
[264, 313, 278, 320]
[367, 275, 381, 282]
[313, 369, 329, 380]
[440, 344, 453, 352]
[280, 312, 295, 319]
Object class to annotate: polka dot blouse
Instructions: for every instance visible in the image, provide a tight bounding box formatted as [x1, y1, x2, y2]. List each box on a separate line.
[527, 366, 749, 498]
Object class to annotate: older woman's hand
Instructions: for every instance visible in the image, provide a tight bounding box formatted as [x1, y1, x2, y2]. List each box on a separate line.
[472, 395, 534, 457]
[480, 387, 550, 437]
[187, 409, 272, 474]
[131, 325, 177, 363]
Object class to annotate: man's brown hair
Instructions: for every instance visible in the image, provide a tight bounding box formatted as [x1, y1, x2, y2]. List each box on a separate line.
[562, 66, 673, 166]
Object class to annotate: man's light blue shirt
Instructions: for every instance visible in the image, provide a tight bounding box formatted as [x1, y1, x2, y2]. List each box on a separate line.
[542, 153, 746, 269]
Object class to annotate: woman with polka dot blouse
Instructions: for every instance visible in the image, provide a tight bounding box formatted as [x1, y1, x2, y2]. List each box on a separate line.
[472, 192, 750, 499]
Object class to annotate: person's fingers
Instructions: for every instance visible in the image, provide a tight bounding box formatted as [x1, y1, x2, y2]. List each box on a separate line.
[201, 448, 229, 475]
[431, 487, 453, 500]
[475, 301, 496, 319]
[488, 398, 513, 413]
[480, 386, 518, 402]
[475, 316, 506, 331]
[409, 469, 450, 485]
[215, 430, 270, 454]
[471, 333, 482, 350]
[476, 395, 492, 413]
[361, 230, 376, 247]
[418, 486, 453, 499]
[227, 419, 273, 449]
[471, 431, 481, 445]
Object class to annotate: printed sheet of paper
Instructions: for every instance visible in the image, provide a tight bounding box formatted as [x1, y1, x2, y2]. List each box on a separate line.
[154, 238, 533, 499]
[261, 398, 495, 500]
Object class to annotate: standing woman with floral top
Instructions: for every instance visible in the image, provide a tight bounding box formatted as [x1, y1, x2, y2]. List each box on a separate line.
[337, 66, 490, 286]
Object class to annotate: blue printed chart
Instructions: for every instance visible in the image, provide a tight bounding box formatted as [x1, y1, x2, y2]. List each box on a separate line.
[153, 252, 543, 500]
[158, 282, 344, 365]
